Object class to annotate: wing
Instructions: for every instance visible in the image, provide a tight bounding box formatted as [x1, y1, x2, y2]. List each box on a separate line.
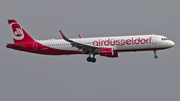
[59, 30, 99, 53]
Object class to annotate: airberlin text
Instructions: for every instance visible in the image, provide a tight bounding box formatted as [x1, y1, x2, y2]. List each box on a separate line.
[92, 36, 152, 46]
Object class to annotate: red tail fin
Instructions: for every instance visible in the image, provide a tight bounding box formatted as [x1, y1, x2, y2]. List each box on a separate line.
[8, 19, 35, 44]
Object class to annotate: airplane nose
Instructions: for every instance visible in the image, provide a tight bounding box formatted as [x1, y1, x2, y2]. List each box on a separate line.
[168, 40, 175, 47]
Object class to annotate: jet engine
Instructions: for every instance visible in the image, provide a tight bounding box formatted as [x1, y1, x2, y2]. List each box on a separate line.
[99, 48, 118, 57]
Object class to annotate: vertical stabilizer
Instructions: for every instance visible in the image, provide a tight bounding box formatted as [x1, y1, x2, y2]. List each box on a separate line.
[8, 19, 35, 44]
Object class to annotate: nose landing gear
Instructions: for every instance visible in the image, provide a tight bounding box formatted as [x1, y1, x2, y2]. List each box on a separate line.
[154, 55, 158, 59]
[153, 50, 158, 59]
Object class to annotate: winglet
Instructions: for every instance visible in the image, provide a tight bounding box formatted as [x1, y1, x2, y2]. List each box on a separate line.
[78, 34, 83, 38]
[59, 30, 66, 39]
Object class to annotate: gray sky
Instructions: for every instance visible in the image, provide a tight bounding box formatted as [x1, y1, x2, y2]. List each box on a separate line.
[0, 0, 179, 101]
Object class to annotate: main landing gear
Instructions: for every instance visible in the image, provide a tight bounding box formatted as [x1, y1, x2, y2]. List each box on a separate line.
[87, 54, 96, 63]
[153, 50, 158, 59]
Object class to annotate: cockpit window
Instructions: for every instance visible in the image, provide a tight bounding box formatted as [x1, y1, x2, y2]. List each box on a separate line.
[162, 38, 167, 40]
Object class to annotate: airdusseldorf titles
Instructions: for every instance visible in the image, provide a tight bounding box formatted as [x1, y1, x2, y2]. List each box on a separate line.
[92, 36, 152, 46]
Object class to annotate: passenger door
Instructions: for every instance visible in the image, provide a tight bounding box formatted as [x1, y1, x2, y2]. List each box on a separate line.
[152, 36, 157, 45]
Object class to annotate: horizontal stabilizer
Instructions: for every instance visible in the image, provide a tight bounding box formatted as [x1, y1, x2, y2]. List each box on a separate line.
[6, 43, 25, 49]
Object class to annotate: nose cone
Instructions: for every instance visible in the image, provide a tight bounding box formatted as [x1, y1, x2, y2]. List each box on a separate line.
[168, 40, 175, 47]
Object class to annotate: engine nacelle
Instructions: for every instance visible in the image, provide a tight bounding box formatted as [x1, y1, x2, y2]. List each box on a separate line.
[99, 48, 119, 57]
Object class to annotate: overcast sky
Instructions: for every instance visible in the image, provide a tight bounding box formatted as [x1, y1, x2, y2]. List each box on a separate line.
[0, 0, 179, 101]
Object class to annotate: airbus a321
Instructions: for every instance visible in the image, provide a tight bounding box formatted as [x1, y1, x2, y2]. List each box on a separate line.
[6, 19, 175, 63]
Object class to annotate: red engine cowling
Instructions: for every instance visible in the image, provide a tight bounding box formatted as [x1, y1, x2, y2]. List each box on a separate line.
[99, 48, 118, 57]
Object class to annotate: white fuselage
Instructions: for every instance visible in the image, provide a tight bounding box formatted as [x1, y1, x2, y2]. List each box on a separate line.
[37, 34, 174, 52]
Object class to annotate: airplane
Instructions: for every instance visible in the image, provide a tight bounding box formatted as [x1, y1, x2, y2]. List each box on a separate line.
[6, 19, 175, 63]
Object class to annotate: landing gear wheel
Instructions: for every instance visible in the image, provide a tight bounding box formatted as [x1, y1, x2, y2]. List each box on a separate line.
[87, 53, 96, 63]
[154, 55, 158, 59]
[91, 58, 96, 63]
[87, 57, 92, 62]
[153, 50, 158, 59]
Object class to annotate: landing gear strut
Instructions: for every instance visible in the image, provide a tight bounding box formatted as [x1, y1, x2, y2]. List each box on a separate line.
[153, 50, 158, 59]
[87, 54, 96, 63]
